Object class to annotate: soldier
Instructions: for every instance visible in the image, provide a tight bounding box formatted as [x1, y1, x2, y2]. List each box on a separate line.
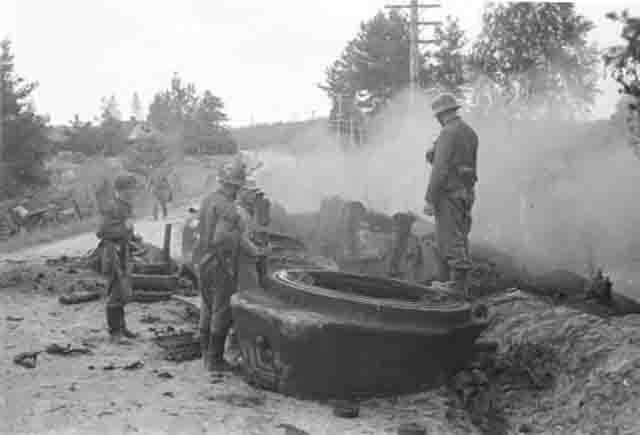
[235, 181, 264, 290]
[195, 161, 266, 372]
[151, 171, 172, 221]
[424, 93, 478, 299]
[97, 174, 138, 344]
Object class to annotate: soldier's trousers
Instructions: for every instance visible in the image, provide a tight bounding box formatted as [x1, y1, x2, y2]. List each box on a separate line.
[153, 199, 168, 220]
[434, 189, 474, 280]
[103, 240, 132, 309]
[199, 254, 237, 341]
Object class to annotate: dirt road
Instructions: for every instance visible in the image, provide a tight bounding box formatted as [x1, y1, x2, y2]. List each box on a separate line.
[0, 215, 476, 435]
[3, 209, 640, 434]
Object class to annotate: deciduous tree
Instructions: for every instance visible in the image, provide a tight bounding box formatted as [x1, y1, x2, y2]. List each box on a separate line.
[471, 2, 600, 120]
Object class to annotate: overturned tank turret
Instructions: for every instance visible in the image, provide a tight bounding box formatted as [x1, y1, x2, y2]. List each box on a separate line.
[231, 269, 489, 399]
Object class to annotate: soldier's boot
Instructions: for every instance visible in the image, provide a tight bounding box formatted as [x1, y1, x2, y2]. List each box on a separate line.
[226, 328, 242, 366]
[200, 329, 210, 360]
[206, 334, 233, 372]
[107, 306, 131, 345]
[119, 307, 138, 339]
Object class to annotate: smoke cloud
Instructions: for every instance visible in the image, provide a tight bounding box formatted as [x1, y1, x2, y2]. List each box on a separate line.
[250, 87, 640, 292]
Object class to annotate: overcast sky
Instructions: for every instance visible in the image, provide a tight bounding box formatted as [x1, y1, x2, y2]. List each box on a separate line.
[1, 1, 639, 126]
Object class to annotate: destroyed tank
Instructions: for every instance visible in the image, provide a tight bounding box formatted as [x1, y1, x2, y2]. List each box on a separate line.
[231, 269, 489, 399]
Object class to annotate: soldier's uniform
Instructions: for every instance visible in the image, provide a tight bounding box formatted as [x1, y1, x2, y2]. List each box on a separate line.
[151, 173, 172, 220]
[196, 161, 262, 371]
[97, 175, 137, 342]
[426, 94, 478, 297]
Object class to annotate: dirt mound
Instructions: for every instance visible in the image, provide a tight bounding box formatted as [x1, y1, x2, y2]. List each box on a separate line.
[450, 291, 640, 434]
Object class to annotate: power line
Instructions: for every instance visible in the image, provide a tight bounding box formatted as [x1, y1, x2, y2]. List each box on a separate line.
[384, 1, 442, 94]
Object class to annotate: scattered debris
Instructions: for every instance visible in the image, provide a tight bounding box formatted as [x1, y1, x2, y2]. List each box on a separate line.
[45, 343, 93, 356]
[154, 331, 201, 362]
[59, 290, 101, 305]
[140, 314, 162, 324]
[130, 291, 173, 303]
[157, 371, 174, 379]
[207, 393, 266, 408]
[332, 401, 360, 418]
[162, 392, 175, 398]
[396, 423, 427, 435]
[277, 424, 310, 435]
[123, 360, 144, 370]
[13, 351, 39, 369]
[46, 405, 67, 414]
[102, 361, 144, 371]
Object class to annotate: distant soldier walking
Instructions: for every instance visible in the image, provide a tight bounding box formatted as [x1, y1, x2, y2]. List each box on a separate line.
[194, 161, 265, 371]
[97, 174, 138, 344]
[151, 172, 172, 220]
[424, 94, 478, 299]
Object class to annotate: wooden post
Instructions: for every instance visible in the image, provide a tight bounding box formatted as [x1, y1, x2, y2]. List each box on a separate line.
[163, 223, 172, 269]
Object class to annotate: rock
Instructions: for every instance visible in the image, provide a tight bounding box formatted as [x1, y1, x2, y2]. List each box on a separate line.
[6, 315, 24, 322]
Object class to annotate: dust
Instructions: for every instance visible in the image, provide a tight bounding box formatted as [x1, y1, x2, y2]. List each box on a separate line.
[251, 87, 640, 287]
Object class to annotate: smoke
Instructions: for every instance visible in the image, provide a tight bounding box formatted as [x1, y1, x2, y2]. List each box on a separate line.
[253, 90, 440, 215]
[252, 87, 640, 280]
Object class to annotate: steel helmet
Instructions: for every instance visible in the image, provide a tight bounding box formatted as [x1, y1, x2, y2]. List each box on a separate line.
[217, 159, 247, 186]
[431, 93, 461, 115]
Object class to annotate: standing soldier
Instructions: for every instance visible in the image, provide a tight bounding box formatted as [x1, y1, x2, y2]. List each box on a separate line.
[424, 94, 478, 299]
[235, 181, 263, 292]
[97, 174, 138, 344]
[194, 161, 265, 372]
[151, 171, 173, 221]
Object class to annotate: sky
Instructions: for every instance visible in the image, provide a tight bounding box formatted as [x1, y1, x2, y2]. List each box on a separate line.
[1, 0, 639, 126]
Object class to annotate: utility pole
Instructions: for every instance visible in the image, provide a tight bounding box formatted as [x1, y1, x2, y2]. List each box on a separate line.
[385, 1, 442, 97]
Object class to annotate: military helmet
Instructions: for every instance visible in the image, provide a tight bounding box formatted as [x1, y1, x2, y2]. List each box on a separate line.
[217, 159, 247, 186]
[114, 174, 137, 191]
[431, 93, 461, 115]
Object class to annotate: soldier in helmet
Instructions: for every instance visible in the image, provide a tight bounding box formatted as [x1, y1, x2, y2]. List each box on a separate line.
[424, 94, 478, 299]
[151, 171, 173, 221]
[194, 160, 266, 372]
[97, 174, 138, 344]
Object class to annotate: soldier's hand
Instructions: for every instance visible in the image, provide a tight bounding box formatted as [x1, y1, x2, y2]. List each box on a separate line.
[425, 148, 435, 165]
[423, 202, 435, 217]
[258, 245, 273, 257]
[125, 219, 135, 231]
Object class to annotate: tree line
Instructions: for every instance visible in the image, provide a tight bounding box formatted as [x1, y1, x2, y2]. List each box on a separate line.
[321, 3, 635, 130]
[0, 38, 236, 199]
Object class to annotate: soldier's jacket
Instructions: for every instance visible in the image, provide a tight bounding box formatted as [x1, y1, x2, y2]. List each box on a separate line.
[97, 197, 133, 242]
[152, 175, 172, 202]
[195, 190, 245, 267]
[426, 116, 479, 204]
